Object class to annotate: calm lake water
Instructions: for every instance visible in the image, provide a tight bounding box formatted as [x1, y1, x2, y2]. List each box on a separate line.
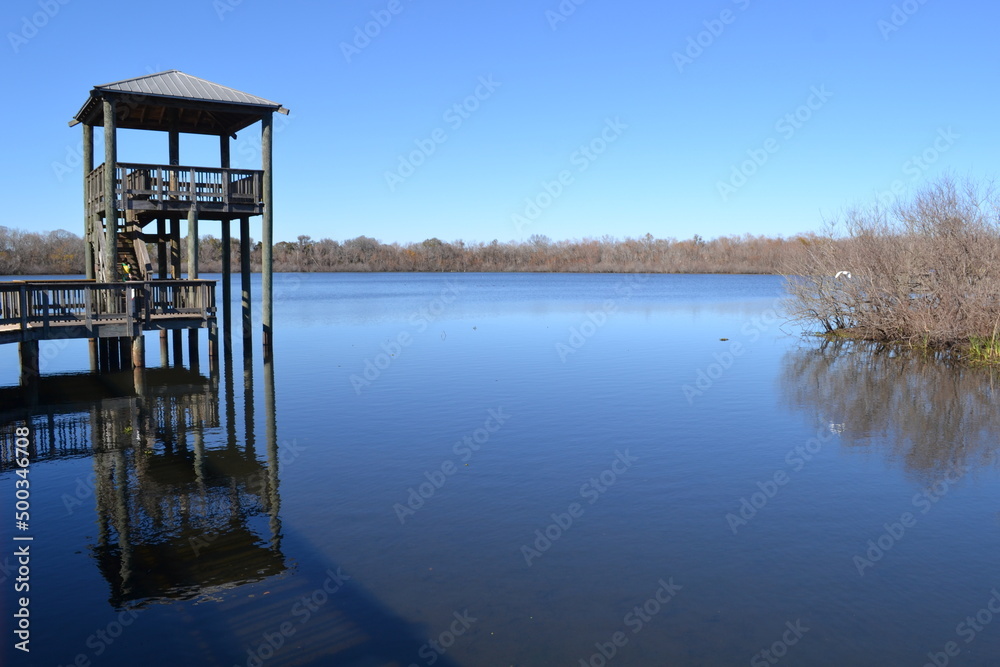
[2, 272, 1000, 666]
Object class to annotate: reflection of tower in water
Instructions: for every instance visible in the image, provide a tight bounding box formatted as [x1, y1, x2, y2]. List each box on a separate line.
[0, 344, 283, 609]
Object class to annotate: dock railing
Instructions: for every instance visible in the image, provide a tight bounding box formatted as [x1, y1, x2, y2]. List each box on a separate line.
[0, 280, 216, 335]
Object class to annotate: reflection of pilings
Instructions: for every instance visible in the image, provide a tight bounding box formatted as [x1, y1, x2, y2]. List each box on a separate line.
[18, 341, 39, 407]
[93, 441, 113, 584]
[264, 352, 280, 551]
[45, 410, 55, 455]
[224, 344, 237, 449]
[64, 352, 290, 607]
[0, 411, 92, 465]
[132, 366, 146, 397]
[193, 418, 205, 489]
[112, 448, 133, 599]
[132, 389, 153, 487]
[243, 345, 255, 457]
[162, 394, 174, 456]
[19, 340, 39, 384]
[176, 393, 188, 459]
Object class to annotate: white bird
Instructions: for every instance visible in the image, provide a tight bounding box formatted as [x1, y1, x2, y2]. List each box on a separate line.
[834, 271, 852, 280]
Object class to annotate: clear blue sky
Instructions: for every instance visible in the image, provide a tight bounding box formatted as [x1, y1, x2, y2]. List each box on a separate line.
[2, 0, 997, 245]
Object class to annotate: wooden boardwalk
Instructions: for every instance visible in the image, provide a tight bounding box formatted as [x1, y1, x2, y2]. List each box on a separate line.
[0, 279, 216, 346]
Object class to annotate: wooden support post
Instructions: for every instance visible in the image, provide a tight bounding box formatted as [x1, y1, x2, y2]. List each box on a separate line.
[98, 338, 110, 373]
[209, 319, 219, 358]
[219, 134, 233, 351]
[187, 207, 198, 279]
[83, 123, 94, 279]
[118, 337, 130, 369]
[220, 133, 230, 169]
[169, 130, 179, 169]
[103, 98, 118, 282]
[156, 218, 167, 279]
[131, 334, 144, 369]
[106, 338, 118, 372]
[159, 328, 169, 366]
[168, 132, 180, 283]
[240, 216, 252, 342]
[261, 113, 273, 348]
[89, 338, 98, 372]
[221, 219, 232, 346]
[169, 218, 180, 279]
[208, 321, 219, 376]
[157, 217, 168, 358]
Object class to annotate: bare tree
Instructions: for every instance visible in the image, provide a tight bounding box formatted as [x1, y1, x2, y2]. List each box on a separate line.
[785, 177, 1000, 351]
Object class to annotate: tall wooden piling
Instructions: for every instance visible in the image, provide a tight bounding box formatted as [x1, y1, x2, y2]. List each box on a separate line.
[82, 124, 94, 280]
[240, 216, 252, 343]
[261, 114, 274, 349]
[131, 334, 144, 368]
[187, 207, 198, 279]
[102, 98, 118, 283]
[221, 218, 232, 349]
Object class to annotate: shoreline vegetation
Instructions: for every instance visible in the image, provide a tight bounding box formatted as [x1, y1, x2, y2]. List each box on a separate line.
[3, 228, 817, 275]
[784, 177, 1000, 364]
[8, 176, 998, 364]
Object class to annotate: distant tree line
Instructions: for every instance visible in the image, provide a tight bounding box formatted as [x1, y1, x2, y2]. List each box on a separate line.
[2, 225, 824, 276]
[192, 232, 817, 274]
[0, 226, 85, 275]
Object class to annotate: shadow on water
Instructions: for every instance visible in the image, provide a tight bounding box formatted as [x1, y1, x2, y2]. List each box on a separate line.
[779, 338, 1000, 478]
[0, 343, 464, 667]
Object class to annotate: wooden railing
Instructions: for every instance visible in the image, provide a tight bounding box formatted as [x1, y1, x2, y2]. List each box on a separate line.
[85, 162, 263, 215]
[0, 280, 215, 333]
[129, 227, 153, 280]
[145, 280, 215, 317]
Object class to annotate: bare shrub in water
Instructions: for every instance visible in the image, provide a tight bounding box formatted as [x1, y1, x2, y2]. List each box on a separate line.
[784, 177, 1000, 349]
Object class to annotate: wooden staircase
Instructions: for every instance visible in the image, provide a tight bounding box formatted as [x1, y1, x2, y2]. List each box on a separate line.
[94, 212, 152, 282]
[117, 238, 141, 280]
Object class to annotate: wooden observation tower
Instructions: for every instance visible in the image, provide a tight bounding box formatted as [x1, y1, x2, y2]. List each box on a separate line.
[0, 71, 288, 379]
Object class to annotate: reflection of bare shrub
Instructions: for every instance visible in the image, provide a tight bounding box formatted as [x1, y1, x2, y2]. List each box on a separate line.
[780, 338, 1000, 478]
[784, 177, 1000, 348]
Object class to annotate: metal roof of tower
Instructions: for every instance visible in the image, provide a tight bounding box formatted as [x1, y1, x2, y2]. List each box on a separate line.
[71, 70, 288, 136]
